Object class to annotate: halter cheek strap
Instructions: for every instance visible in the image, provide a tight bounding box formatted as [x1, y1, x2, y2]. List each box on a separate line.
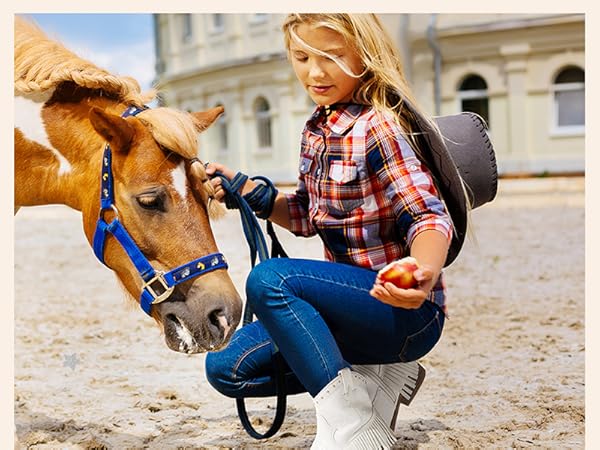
[92, 105, 228, 315]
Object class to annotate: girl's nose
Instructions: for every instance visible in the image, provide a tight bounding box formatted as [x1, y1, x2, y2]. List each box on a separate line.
[308, 61, 326, 79]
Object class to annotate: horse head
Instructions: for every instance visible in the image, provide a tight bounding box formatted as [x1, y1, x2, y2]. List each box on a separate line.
[14, 17, 242, 353]
[82, 105, 243, 353]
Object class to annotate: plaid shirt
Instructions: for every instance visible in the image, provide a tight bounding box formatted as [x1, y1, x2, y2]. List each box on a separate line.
[285, 104, 453, 309]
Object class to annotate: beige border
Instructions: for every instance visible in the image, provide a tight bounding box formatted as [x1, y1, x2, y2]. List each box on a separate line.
[5, 2, 595, 448]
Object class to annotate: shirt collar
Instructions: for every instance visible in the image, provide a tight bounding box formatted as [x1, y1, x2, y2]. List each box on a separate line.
[309, 103, 369, 134]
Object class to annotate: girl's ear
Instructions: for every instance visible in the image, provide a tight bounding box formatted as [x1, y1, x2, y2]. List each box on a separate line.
[191, 106, 224, 132]
[89, 107, 134, 153]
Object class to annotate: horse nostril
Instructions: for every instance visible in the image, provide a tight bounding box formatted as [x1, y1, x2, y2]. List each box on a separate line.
[208, 309, 231, 340]
[166, 313, 181, 327]
[165, 313, 199, 353]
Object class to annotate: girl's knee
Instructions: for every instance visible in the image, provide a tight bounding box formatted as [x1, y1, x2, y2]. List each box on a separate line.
[205, 322, 274, 398]
[205, 351, 234, 396]
[246, 259, 287, 308]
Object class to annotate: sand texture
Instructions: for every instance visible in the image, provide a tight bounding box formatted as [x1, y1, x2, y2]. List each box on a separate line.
[14, 177, 585, 449]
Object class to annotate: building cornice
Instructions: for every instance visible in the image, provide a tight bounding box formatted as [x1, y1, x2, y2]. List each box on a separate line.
[434, 13, 584, 38]
[157, 51, 288, 85]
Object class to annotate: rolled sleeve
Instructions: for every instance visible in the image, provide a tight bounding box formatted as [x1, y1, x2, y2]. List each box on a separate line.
[285, 180, 317, 237]
[405, 213, 453, 250]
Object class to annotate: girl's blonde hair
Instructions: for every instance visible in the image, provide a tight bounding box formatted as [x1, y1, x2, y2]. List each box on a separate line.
[282, 13, 439, 157]
[283, 13, 474, 240]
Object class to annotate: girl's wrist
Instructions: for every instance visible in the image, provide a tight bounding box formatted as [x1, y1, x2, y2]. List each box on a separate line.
[241, 179, 257, 196]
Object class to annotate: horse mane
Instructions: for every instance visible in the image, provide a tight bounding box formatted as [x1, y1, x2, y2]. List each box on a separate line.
[14, 16, 200, 160]
[14, 16, 154, 107]
[14, 16, 223, 217]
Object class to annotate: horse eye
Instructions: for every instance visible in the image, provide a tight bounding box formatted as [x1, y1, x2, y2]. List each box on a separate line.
[136, 194, 164, 211]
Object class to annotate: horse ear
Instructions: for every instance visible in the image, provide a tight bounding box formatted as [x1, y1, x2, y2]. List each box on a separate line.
[190, 106, 224, 132]
[89, 107, 135, 152]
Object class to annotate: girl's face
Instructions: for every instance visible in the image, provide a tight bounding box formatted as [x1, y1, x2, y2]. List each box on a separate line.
[289, 23, 363, 106]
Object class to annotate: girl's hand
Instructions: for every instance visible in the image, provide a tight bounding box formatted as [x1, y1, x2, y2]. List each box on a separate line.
[369, 265, 437, 309]
[205, 162, 253, 202]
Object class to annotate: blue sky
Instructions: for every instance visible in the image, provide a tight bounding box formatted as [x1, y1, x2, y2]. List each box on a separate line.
[24, 14, 156, 92]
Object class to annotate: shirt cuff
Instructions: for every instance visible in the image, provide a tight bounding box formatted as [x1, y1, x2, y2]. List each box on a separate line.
[285, 193, 316, 237]
[406, 217, 453, 250]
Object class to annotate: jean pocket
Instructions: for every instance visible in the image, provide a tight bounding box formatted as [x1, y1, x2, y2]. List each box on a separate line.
[399, 309, 443, 362]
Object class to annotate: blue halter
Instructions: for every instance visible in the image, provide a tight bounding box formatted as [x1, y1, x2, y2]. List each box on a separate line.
[92, 105, 228, 315]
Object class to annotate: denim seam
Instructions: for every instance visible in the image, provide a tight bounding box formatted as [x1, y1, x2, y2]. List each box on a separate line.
[273, 274, 346, 381]
[275, 271, 374, 379]
[280, 272, 372, 296]
[231, 340, 271, 381]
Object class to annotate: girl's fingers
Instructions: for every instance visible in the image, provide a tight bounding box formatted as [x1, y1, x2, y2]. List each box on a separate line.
[370, 282, 427, 309]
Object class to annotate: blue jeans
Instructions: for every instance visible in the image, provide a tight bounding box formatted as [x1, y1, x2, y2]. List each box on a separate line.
[205, 258, 445, 398]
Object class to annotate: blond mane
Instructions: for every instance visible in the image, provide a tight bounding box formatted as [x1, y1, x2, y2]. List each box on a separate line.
[14, 16, 224, 218]
[14, 16, 154, 107]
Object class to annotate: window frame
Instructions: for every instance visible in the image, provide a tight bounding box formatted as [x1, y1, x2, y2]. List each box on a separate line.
[457, 74, 490, 130]
[211, 13, 225, 34]
[550, 67, 585, 136]
[254, 97, 273, 153]
[181, 14, 193, 43]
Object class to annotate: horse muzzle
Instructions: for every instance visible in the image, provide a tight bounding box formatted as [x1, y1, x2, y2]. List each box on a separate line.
[156, 281, 242, 354]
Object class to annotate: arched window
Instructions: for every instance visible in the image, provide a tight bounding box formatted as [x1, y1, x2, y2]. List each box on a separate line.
[553, 66, 585, 132]
[255, 97, 272, 150]
[458, 74, 490, 126]
[216, 104, 228, 153]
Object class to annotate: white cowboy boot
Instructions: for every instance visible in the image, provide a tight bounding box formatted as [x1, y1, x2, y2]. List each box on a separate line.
[353, 361, 426, 430]
[311, 368, 397, 450]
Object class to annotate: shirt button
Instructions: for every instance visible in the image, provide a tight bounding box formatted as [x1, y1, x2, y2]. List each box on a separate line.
[409, 164, 418, 171]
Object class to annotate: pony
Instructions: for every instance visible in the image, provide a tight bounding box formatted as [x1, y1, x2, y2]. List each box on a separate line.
[14, 16, 242, 354]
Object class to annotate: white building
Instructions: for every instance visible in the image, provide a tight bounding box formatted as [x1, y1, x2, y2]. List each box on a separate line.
[153, 13, 584, 181]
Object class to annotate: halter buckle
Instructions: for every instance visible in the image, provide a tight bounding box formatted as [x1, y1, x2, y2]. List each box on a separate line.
[142, 271, 175, 305]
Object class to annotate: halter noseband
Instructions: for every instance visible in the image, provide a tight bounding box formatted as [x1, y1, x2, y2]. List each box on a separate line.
[92, 105, 228, 315]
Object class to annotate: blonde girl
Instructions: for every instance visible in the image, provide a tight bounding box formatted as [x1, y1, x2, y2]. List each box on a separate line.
[205, 14, 453, 449]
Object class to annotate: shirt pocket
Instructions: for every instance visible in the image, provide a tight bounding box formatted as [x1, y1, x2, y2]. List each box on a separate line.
[325, 160, 365, 215]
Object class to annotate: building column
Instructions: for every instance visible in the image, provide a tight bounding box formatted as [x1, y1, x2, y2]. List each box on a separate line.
[500, 43, 530, 172]
[273, 70, 296, 183]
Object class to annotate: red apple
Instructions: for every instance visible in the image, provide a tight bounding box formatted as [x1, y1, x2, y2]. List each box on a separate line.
[377, 257, 420, 289]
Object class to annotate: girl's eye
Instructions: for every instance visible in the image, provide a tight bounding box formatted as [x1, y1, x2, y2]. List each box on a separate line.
[293, 52, 308, 62]
[137, 194, 164, 211]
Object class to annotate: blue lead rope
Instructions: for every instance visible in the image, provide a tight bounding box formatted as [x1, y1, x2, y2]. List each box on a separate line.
[216, 171, 287, 325]
[214, 171, 289, 440]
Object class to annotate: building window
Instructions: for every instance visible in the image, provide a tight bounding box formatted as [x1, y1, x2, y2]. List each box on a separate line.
[458, 74, 489, 126]
[181, 14, 193, 42]
[553, 66, 584, 133]
[255, 97, 272, 151]
[250, 14, 268, 24]
[212, 14, 224, 32]
[216, 104, 228, 153]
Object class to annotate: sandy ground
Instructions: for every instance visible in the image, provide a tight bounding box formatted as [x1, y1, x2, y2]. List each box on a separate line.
[14, 176, 585, 449]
